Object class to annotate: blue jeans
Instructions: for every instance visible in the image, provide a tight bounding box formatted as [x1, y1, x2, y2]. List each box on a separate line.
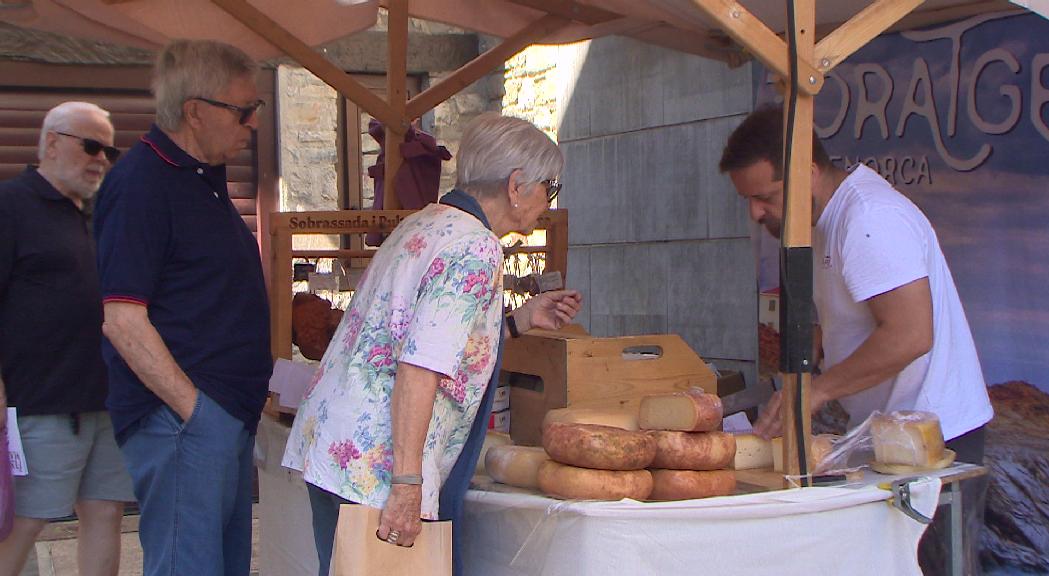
[121, 392, 255, 576]
[307, 482, 355, 576]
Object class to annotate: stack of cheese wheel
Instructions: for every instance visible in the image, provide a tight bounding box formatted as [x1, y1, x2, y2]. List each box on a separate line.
[638, 389, 737, 500]
[539, 417, 656, 501]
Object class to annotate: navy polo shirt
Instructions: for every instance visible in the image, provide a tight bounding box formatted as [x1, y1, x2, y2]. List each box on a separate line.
[94, 125, 272, 439]
[0, 167, 108, 415]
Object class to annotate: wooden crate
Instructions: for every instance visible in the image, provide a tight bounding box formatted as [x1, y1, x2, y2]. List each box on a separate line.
[501, 326, 717, 446]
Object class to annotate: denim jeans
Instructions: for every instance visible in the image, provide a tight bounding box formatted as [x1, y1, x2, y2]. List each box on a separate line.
[307, 482, 355, 576]
[121, 392, 255, 576]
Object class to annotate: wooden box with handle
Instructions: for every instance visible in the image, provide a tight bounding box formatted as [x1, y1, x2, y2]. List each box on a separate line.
[501, 325, 717, 446]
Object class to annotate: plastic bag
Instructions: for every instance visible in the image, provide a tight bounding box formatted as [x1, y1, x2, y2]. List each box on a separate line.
[1, 425, 14, 542]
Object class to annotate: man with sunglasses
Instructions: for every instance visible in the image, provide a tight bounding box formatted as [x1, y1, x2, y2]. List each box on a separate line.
[93, 40, 272, 576]
[0, 101, 133, 576]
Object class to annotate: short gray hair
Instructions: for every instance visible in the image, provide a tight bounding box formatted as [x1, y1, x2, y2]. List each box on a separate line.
[456, 113, 563, 197]
[152, 39, 258, 131]
[38, 101, 111, 161]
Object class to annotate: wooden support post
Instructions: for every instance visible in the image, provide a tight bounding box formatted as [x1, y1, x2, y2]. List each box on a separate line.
[686, 0, 823, 94]
[780, 0, 816, 482]
[384, 0, 409, 210]
[209, 0, 402, 130]
[815, 0, 925, 71]
[405, 14, 570, 119]
[270, 216, 294, 360]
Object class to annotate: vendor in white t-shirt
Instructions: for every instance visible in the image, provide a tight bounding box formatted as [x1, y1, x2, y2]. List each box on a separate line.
[719, 106, 993, 462]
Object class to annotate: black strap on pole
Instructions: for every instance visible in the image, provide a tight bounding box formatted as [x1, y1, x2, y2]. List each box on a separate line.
[781, 0, 814, 484]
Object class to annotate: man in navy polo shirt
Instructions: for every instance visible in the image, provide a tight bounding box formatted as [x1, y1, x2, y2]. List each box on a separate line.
[1, 101, 134, 576]
[94, 40, 272, 576]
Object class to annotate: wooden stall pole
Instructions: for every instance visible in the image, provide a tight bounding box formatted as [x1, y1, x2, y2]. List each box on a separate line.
[779, 0, 817, 483]
[384, 0, 409, 210]
[270, 218, 294, 360]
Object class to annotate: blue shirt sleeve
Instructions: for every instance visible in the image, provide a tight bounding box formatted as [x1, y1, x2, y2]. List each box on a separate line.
[95, 177, 171, 305]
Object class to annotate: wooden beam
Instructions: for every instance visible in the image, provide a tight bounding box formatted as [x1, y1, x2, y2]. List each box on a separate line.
[780, 0, 816, 483]
[384, 0, 409, 210]
[209, 0, 404, 130]
[507, 0, 620, 25]
[686, 0, 823, 94]
[815, 0, 925, 71]
[405, 14, 570, 119]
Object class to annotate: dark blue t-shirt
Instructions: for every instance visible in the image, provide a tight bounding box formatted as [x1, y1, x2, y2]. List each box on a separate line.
[94, 125, 272, 439]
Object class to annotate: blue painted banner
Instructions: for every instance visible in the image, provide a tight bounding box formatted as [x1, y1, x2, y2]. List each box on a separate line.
[760, 12, 1049, 391]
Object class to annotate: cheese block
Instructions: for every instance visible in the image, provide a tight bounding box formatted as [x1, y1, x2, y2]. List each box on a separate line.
[484, 445, 549, 489]
[730, 433, 774, 470]
[476, 430, 513, 475]
[871, 411, 946, 467]
[649, 469, 737, 501]
[537, 461, 653, 501]
[647, 430, 736, 470]
[543, 422, 656, 470]
[772, 435, 839, 472]
[638, 390, 722, 432]
[542, 407, 640, 431]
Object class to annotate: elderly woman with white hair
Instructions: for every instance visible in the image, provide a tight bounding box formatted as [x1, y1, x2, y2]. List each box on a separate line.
[283, 113, 581, 575]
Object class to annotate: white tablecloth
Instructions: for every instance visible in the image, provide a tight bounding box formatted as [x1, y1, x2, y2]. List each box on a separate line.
[461, 475, 942, 576]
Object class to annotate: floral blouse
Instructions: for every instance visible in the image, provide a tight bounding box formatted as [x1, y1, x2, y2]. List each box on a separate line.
[282, 203, 504, 519]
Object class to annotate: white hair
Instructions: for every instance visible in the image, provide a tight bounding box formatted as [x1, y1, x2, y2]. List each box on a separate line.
[152, 39, 258, 132]
[455, 113, 563, 198]
[38, 102, 112, 160]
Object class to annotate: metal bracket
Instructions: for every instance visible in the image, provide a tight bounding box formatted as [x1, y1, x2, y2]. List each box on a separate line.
[888, 477, 933, 524]
[779, 246, 814, 373]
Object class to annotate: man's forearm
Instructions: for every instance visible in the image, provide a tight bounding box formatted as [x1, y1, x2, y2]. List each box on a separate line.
[102, 302, 197, 420]
[390, 362, 440, 477]
[814, 324, 928, 404]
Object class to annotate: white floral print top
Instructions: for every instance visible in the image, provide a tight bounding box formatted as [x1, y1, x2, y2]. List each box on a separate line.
[282, 204, 503, 518]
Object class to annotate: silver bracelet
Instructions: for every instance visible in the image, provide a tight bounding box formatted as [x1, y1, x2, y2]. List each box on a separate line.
[391, 474, 423, 485]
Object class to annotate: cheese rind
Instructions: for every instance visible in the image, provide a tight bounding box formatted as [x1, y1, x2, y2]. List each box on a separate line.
[476, 431, 513, 475]
[537, 461, 653, 501]
[484, 445, 549, 489]
[647, 430, 736, 470]
[649, 469, 737, 501]
[730, 433, 773, 470]
[542, 422, 656, 470]
[871, 411, 945, 467]
[638, 390, 722, 432]
[542, 407, 639, 431]
[771, 435, 839, 472]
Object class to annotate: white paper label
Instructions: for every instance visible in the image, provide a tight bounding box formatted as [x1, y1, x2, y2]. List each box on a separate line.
[6, 407, 28, 476]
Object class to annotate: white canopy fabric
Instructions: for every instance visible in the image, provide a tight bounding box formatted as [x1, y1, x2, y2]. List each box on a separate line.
[1, 0, 1045, 61]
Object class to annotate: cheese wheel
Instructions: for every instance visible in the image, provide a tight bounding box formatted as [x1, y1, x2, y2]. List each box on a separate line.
[649, 469, 737, 501]
[537, 461, 653, 501]
[543, 422, 656, 470]
[476, 431, 513, 475]
[730, 433, 773, 470]
[772, 435, 839, 472]
[638, 390, 722, 432]
[647, 430, 736, 470]
[543, 407, 639, 431]
[872, 411, 945, 467]
[484, 445, 549, 489]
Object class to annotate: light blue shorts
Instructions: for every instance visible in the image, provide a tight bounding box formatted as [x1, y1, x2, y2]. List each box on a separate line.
[13, 411, 135, 519]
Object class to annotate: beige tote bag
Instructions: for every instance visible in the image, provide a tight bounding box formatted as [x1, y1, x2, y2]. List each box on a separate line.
[330, 504, 452, 576]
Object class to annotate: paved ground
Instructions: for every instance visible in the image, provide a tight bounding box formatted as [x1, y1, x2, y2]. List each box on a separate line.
[18, 508, 260, 576]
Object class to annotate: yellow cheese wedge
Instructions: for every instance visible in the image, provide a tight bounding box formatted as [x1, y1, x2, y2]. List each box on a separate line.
[730, 433, 773, 470]
[542, 407, 639, 431]
[475, 431, 513, 476]
[871, 411, 945, 467]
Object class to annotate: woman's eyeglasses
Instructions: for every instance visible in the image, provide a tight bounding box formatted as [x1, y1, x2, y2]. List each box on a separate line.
[54, 132, 121, 163]
[191, 97, 265, 125]
[542, 179, 561, 203]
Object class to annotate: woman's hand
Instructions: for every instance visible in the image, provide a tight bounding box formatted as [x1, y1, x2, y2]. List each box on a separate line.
[516, 289, 582, 332]
[377, 484, 423, 547]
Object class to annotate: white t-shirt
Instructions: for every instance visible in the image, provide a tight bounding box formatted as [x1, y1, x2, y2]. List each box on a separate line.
[813, 165, 993, 440]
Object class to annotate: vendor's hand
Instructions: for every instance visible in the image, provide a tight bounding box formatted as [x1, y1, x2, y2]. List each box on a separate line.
[377, 484, 423, 547]
[517, 289, 582, 332]
[753, 384, 829, 440]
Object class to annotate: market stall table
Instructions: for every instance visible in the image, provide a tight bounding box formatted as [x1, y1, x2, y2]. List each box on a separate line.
[461, 465, 986, 576]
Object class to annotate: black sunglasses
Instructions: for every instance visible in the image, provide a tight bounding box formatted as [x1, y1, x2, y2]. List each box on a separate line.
[542, 178, 561, 203]
[54, 131, 121, 163]
[191, 96, 265, 125]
